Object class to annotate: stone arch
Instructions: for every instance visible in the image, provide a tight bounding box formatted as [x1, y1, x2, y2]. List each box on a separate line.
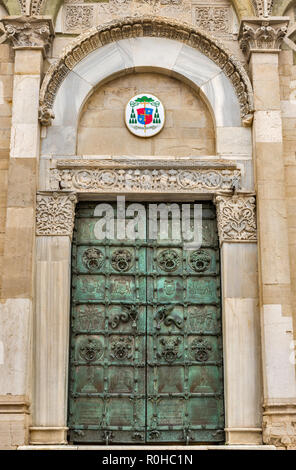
[39, 16, 254, 136]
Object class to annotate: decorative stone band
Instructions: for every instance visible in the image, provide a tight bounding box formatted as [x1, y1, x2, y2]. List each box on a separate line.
[263, 403, 296, 449]
[215, 194, 257, 244]
[0, 16, 54, 57]
[39, 16, 254, 127]
[253, 0, 274, 18]
[239, 17, 289, 60]
[49, 159, 241, 194]
[36, 192, 77, 237]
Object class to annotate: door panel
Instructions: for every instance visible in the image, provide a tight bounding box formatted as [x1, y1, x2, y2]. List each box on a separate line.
[68, 202, 224, 444]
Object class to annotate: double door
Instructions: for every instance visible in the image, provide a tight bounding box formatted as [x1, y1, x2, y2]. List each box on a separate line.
[68, 202, 224, 444]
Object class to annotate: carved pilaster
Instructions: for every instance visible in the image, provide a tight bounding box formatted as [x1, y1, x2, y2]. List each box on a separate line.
[1, 16, 54, 57]
[239, 17, 289, 60]
[215, 194, 257, 244]
[263, 404, 296, 449]
[36, 192, 77, 238]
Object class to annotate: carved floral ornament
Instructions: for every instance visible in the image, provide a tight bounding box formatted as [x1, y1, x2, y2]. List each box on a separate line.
[39, 16, 254, 126]
[215, 194, 257, 243]
[36, 192, 77, 237]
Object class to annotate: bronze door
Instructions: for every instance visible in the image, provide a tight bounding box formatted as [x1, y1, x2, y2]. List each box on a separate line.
[68, 202, 224, 444]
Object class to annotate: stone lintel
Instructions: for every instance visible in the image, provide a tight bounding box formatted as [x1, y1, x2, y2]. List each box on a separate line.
[1, 16, 54, 57]
[48, 160, 242, 195]
[239, 17, 290, 61]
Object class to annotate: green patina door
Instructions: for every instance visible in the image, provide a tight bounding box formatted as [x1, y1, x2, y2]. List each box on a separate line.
[68, 201, 224, 444]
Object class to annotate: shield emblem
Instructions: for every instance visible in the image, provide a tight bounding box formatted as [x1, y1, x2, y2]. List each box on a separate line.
[137, 107, 153, 125]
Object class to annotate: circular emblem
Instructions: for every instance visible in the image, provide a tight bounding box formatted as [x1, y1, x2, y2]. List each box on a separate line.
[125, 93, 165, 138]
[157, 249, 180, 272]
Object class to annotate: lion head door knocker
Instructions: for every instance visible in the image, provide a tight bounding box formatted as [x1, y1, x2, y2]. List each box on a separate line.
[157, 337, 182, 363]
[111, 249, 133, 272]
[110, 337, 133, 360]
[191, 337, 212, 362]
[189, 249, 211, 273]
[157, 249, 181, 272]
[78, 337, 103, 362]
[82, 247, 104, 272]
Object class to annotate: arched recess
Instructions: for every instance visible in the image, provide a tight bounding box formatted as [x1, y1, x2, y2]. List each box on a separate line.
[40, 17, 254, 156]
[272, 0, 295, 16]
[41, 0, 255, 24]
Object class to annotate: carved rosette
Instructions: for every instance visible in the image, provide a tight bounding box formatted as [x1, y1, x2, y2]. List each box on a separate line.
[36, 192, 77, 237]
[215, 194, 257, 244]
[263, 404, 296, 449]
[1, 16, 54, 57]
[39, 16, 254, 126]
[239, 18, 289, 60]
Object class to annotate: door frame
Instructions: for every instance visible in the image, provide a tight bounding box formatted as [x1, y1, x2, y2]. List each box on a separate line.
[31, 158, 262, 446]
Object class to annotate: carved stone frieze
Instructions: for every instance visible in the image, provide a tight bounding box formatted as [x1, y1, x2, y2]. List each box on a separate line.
[36, 192, 77, 237]
[39, 16, 254, 127]
[239, 18, 289, 60]
[49, 160, 241, 194]
[215, 194, 257, 243]
[1, 16, 54, 56]
[263, 404, 296, 449]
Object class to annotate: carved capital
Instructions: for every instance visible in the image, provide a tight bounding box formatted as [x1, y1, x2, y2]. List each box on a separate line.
[1, 16, 54, 57]
[215, 194, 257, 244]
[239, 17, 289, 60]
[36, 192, 77, 237]
[263, 403, 296, 450]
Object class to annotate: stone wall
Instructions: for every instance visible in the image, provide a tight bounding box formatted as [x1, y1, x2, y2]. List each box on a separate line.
[77, 72, 215, 157]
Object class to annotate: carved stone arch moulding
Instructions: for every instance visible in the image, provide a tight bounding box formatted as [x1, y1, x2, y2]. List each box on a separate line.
[39, 16, 254, 127]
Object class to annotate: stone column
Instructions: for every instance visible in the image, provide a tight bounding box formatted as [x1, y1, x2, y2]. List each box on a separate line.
[239, 17, 296, 449]
[31, 192, 77, 445]
[0, 16, 53, 449]
[215, 193, 262, 445]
